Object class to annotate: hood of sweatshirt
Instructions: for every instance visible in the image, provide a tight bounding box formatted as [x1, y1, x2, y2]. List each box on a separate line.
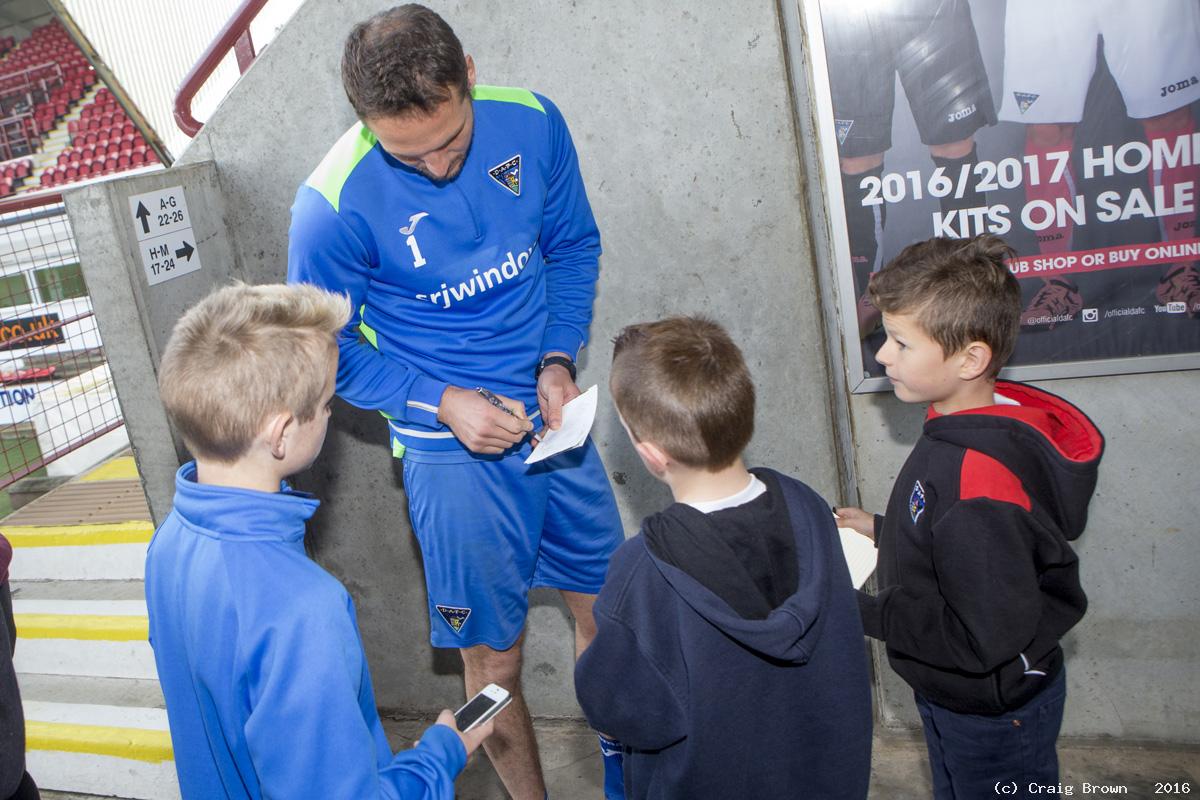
[642, 468, 840, 664]
[924, 380, 1104, 540]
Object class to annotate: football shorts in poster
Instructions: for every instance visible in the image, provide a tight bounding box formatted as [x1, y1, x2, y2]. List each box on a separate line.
[807, 0, 1200, 387]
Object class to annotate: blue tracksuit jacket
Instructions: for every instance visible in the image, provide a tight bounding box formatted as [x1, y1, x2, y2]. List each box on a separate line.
[145, 463, 465, 798]
[287, 86, 601, 457]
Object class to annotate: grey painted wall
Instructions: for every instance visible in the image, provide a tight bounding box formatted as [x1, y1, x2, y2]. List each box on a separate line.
[169, 0, 841, 717]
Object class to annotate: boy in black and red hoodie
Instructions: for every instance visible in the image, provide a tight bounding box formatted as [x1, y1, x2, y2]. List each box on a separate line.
[837, 235, 1104, 800]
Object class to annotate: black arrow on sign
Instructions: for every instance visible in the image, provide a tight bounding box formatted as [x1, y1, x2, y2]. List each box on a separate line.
[175, 241, 194, 261]
[134, 201, 150, 234]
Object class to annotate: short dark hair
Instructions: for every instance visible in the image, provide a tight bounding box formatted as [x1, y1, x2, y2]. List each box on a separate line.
[341, 4, 469, 120]
[868, 235, 1021, 379]
[611, 317, 755, 470]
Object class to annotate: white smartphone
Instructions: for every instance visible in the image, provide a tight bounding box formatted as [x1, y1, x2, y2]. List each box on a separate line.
[453, 683, 512, 732]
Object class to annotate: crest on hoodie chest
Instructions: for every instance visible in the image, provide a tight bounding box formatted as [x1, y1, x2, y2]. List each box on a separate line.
[909, 480, 926, 524]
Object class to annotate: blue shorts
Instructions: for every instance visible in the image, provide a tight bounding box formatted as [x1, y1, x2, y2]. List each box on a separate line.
[401, 436, 623, 649]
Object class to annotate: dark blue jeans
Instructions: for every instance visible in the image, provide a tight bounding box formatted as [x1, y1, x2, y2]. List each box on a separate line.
[915, 668, 1066, 800]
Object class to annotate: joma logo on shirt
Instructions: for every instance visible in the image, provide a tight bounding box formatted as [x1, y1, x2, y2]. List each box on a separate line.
[1161, 76, 1199, 97]
[414, 244, 536, 309]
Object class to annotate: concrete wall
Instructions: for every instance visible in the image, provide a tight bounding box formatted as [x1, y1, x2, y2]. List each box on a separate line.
[171, 0, 841, 717]
[64, 162, 247, 523]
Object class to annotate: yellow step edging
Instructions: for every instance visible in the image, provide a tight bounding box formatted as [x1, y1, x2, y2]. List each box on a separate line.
[14, 613, 148, 641]
[80, 456, 140, 482]
[26, 720, 173, 763]
[3, 521, 154, 548]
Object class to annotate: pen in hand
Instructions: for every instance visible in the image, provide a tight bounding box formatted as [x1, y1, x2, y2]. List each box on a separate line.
[475, 387, 541, 442]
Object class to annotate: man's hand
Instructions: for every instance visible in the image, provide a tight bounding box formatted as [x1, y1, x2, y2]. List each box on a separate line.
[437, 386, 532, 454]
[834, 506, 876, 540]
[537, 353, 580, 432]
[434, 708, 493, 758]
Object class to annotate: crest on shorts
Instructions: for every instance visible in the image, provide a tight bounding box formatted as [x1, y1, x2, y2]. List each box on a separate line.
[909, 480, 926, 524]
[436, 604, 472, 634]
[488, 154, 521, 196]
[1013, 92, 1039, 114]
[835, 119, 854, 146]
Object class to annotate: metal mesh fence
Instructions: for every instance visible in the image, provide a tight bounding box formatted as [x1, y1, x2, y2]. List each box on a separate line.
[0, 197, 125, 491]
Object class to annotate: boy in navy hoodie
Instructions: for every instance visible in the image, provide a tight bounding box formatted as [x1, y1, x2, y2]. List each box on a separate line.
[145, 283, 491, 799]
[575, 316, 872, 800]
[836, 235, 1104, 799]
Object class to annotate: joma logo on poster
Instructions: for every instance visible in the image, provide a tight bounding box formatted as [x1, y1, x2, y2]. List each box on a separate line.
[946, 104, 976, 123]
[1160, 76, 1198, 97]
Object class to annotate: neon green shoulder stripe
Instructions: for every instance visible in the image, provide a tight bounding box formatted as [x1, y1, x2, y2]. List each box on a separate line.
[304, 122, 378, 213]
[472, 85, 545, 113]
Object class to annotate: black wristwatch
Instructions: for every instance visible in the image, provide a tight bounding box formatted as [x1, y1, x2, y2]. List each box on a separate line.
[536, 354, 576, 381]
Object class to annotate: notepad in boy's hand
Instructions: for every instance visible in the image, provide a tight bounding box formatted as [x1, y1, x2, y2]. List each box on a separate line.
[837, 527, 877, 589]
[525, 385, 598, 464]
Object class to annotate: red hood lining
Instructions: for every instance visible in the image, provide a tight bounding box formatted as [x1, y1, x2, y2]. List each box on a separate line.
[926, 382, 1103, 463]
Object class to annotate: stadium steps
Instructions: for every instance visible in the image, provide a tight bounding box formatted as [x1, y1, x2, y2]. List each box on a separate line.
[29, 83, 102, 187]
[4, 453, 180, 799]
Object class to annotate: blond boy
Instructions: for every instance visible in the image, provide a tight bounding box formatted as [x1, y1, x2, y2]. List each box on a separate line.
[146, 283, 489, 799]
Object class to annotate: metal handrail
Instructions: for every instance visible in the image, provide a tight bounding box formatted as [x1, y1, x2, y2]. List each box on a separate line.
[173, 0, 269, 137]
[0, 191, 62, 215]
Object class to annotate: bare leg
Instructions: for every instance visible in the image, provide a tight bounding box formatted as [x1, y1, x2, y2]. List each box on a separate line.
[461, 633, 545, 800]
[559, 589, 598, 659]
[840, 152, 888, 337]
[563, 589, 625, 799]
[927, 137, 974, 160]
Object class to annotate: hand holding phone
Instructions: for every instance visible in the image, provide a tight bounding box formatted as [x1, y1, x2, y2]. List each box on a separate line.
[454, 683, 512, 732]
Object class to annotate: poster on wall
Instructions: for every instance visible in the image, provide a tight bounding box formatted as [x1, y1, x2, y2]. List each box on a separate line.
[804, 0, 1200, 389]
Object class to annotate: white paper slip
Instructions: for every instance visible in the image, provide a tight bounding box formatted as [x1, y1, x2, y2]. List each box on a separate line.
[525, 385, 598, 465]
[838, 527, 878, 589]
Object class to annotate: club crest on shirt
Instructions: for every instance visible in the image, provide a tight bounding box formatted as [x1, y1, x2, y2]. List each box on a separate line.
[835, 119, 854, 146]
[1013, 92, 1039, 114]
[909, 480, 926, 524]
[488, 154, 521, 196]
[436, 604, 471, 634]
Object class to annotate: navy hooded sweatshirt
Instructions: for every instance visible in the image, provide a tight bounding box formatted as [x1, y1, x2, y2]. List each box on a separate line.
[575, 469, 872, 800]
[857, 381, 1104, 714]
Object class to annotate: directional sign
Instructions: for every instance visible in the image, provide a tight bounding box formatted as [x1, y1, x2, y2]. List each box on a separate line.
[138, 230, 202, 286]
[127, 186, 202, 286]
[127, 186, 193, 242]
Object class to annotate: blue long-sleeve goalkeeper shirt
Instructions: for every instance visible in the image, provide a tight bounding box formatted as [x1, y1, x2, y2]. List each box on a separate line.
[288, 86, 601, 458]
